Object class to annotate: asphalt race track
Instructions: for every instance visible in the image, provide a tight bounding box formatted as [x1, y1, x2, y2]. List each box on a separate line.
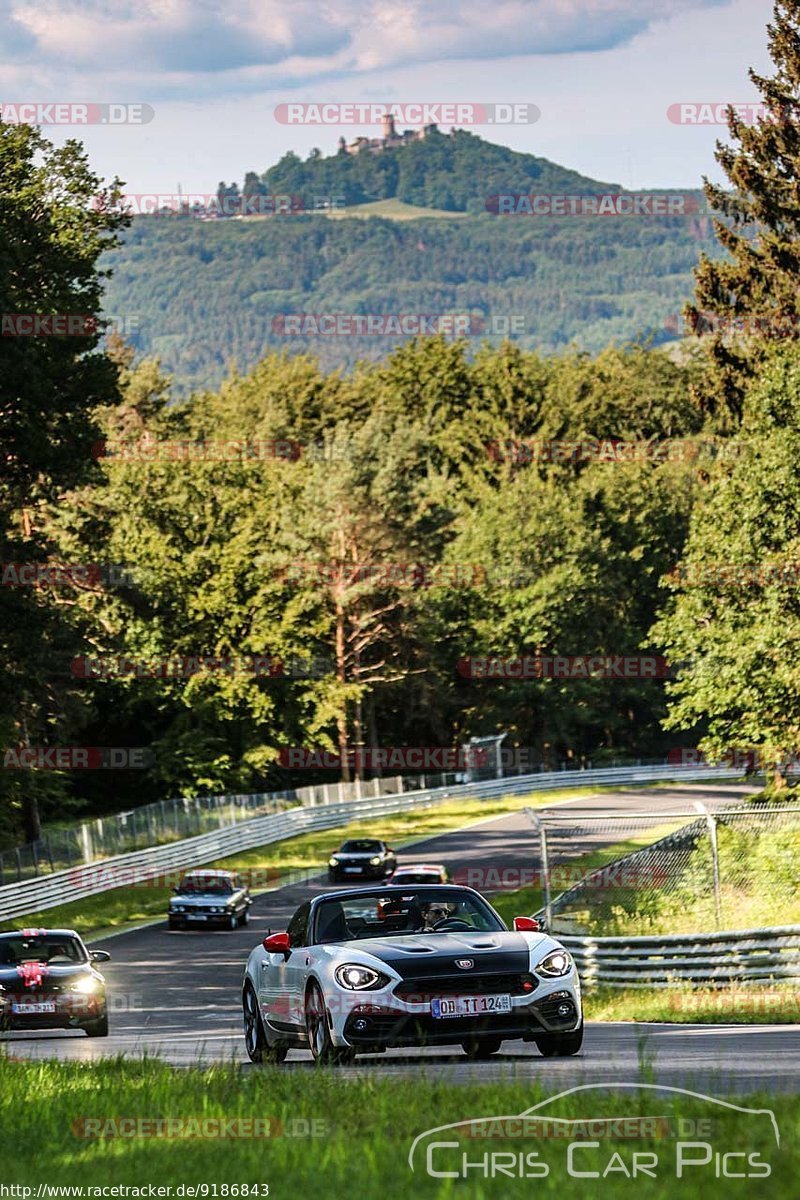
[6, 781, 797, 1092]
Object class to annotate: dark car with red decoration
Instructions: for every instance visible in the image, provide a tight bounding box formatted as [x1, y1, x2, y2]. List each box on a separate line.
[0, 928, 110, 1037]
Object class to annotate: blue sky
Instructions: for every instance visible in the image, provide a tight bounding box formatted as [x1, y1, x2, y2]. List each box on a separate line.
[0, 0, 776, 194]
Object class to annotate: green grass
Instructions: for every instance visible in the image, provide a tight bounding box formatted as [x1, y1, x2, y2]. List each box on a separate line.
[323, 197, 470, 220]
[2, 787, 603, 939]
[585, 986, 800, 1024]
[0, 1059, 796, 1196]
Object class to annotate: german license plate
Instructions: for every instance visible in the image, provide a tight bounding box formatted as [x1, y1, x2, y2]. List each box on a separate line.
[187, 914, 208, 921]
[12, 1001, 56, 1014]
[431, 994, 512, 1019]
[344, 867, 361, 873]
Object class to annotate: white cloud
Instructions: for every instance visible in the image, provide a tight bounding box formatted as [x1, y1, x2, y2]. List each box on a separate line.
[1, 0, 733, 96]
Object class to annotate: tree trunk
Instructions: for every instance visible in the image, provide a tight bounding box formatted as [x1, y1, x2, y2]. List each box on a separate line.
[20, 712, 41, 842]
[335, 600, 350, 783]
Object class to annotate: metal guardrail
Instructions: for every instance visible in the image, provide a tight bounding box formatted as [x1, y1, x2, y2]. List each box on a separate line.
[562, 926, 800, 988]
[0, 761, 743, 922]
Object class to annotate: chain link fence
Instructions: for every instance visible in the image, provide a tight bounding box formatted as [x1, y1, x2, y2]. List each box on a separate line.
[0, 773, 464, 885]
[0, 753, 662, 885]
[530, 799, 800, 937]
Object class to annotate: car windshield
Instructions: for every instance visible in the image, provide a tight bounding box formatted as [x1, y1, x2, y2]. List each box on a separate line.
[179, 875, 233, 894]
[0, 934, 87, 965]
[339, 840, 382, 853]
[313, 887, 504, 943]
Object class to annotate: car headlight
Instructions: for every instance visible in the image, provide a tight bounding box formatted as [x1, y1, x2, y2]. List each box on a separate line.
[369, 856, 382, 866]
[70, 976, 100, 995]
[334, 964, 389, 991]
[536, 950, 572, 978]
[328, 858, 339, 867]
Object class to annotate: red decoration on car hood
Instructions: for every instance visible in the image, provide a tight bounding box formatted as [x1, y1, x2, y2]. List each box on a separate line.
[17, 962, 48, 988]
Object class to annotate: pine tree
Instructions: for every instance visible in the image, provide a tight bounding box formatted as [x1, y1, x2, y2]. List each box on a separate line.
[688, 0, 800, 425]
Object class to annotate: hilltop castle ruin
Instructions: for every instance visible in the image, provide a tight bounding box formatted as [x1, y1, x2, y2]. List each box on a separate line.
[338, 112, 440, 155]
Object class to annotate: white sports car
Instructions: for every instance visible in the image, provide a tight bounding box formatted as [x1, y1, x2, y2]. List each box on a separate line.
[242, 884, 582, 1064]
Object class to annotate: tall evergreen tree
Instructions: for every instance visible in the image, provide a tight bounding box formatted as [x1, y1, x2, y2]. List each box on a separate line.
[0, 120, 128, 842]
[688, 0, 800, 425]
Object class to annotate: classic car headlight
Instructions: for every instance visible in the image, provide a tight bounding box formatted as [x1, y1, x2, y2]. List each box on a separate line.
[536, 950, 572, 978]
[328, 857, 339, 867]
[70, 976, 101, 995]
[369, 856, 382, 866]
[334, 964, 388, 990]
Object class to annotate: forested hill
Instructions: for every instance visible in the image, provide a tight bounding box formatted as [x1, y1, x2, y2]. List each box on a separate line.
[100, 131, 714, 393]
[260, 128, 620, 212]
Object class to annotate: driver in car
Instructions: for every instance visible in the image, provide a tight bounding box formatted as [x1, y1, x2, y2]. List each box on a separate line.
[419, 901, 451, 931]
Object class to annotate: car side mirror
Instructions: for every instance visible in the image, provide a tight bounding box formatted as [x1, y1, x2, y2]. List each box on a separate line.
[513, 916, 540, 932]
[90, 950, 111, 962]
[263, 932, 291, 956]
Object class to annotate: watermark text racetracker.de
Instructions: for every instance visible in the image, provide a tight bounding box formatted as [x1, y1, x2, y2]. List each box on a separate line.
[2, 747, 151, 770]
[273, 102, 540, 126]
[71, 1116, 326, 1140]
[0, 102, 154, 125]
[487, 192, 704, 216]
[457, 655, 670, 680]
[271, 313, 525, 337]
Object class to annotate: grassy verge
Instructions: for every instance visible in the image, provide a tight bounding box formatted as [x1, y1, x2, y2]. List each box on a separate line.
[585, 986, 800, 1024]
[0, 1059, 795, 1196]
[2, 786, 605, 938]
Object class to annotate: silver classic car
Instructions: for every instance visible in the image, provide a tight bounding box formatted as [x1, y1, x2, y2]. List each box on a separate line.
[168, 869, 252, 931]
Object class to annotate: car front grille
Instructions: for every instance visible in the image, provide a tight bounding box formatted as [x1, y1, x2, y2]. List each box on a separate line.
[394, 972, 537, 1001]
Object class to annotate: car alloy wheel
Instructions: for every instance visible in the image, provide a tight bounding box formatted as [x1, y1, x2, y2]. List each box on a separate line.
[239, 908, 251, 927]
[228, 912, 237, 931]
[305, 982, 354, 1065]
[243, 984, 286, 1064]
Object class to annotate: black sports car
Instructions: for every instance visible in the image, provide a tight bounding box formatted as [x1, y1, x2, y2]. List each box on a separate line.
[0, 928, 110, 1037]
[328, 839, 397, 883]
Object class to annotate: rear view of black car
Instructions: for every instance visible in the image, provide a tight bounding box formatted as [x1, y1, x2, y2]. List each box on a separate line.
[0, 929, 110, 1037]
[328, 839, 397, 882]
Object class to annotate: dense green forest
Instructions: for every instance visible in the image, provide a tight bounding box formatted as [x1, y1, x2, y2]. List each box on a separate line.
[98, 129, 714, 393]
[6, 3, 800, 849]
[102, 201, 715, 393]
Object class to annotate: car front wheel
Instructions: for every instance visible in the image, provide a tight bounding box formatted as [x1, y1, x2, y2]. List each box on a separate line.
[83, 1013, 109, 1038]
[243, 984, 287, 1064]
[535, 1022, 583, 1057]
[305, 983, 354, 1065]
[461, 1036, 503, 1059]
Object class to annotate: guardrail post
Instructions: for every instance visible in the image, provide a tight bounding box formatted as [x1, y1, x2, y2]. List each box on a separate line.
[525, 807, 552, 930]
[693, 801, 722, 930]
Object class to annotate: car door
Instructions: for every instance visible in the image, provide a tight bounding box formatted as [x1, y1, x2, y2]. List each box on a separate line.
[283, 902, 312, 1029]
[257, 904, 309, 1030]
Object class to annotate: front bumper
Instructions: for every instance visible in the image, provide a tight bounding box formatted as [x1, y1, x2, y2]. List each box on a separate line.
[169, 909, 236, 925]
[327, 976, 581, 1049]
[329, 863, 388, 880]
[0, 991, 106, 1030]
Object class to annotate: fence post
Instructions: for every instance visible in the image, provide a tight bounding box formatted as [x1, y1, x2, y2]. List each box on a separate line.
[693, 801, 722, 930]
[526, 807, 552, 930]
